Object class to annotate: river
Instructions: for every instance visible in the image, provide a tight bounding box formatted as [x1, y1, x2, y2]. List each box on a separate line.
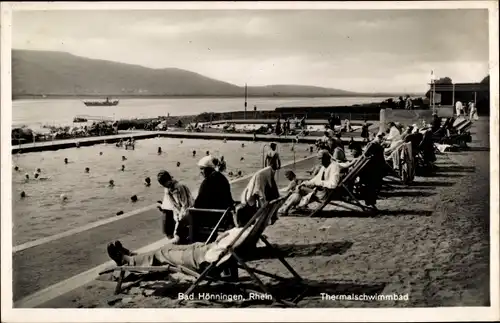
[12, 97, 384, 128]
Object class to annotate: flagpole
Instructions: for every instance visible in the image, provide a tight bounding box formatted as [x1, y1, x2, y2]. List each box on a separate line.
[244, 83, 248, 120]
[431, 70, 436, 114]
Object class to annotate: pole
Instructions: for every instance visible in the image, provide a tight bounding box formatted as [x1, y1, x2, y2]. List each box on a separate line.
[244, 83, 247, 120]
[432, 80, 436, 114]
[452, 83, 455, 109]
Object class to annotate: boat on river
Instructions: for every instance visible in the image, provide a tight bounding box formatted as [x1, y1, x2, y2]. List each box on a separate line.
[83, 97, 119, 106]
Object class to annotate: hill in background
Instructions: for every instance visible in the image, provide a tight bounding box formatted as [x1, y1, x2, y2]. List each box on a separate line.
[12, 49, 403, 98]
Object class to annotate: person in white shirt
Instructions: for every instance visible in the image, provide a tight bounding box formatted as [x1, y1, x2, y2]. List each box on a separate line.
[469, 101, 478, 120]
[277, 148, 356, 216]
[385, 122, 402, 142]
[455, 101, 463, 116]
[157, 170, 194, 244]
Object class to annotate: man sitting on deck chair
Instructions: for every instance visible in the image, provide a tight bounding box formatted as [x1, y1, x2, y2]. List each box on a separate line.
[277, 148, 356, 216]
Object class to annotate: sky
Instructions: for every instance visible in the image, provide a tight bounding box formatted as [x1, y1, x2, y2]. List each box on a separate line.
[12, 9, 490, 93]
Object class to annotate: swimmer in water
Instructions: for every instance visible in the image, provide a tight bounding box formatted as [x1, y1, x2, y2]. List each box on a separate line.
[20, 191, 26, 198]
[24, 173, 30, 181]
[99, 152, 103, 156]
[192, 150, 196, 157]
[237, 170, 242, 177]
[176, 161, 181, 167]
[240, 157, 244, 161]
[180, 140, 183, 144]
[33, 172, 49, 181]
[64, 158, 68, 164]
[109, 180, 115, 188]
[158, 147, 162, 155]
[36, 168, 41, 174]
[121, 165, 125, 172]
[60, 193, 68, 202]
[122, 156, 127, 161]
[223, 138, 227, 143]
[228, 171, 234, 177]
[14, 166, 19, 172]
[85, 167, 90, 173]
[144, 177, 151, 187]
[309, 146, 314, 153]
[130, 195, 138, 203]
[206, 151, 210, 156]
[241, 143, 245, 148]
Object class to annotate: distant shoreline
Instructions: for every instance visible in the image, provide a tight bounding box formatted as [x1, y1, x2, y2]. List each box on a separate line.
[12, 93, 416, 101]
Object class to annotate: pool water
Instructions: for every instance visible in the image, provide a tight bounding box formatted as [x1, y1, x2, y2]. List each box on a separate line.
[12, 138, 311, 245]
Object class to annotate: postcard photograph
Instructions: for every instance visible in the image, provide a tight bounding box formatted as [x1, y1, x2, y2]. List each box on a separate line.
[1, 1, 499, 322]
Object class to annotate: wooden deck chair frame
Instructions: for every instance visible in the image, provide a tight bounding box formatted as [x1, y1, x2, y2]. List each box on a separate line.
[308, 155, 375, 218]
[99, 197, 307, 307]
[185, 205, 235, 244]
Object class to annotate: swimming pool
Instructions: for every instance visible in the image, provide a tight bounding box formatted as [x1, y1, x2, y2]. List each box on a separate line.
[12, 138, 311, 245]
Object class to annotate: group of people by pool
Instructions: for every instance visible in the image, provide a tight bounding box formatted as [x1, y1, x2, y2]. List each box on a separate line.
[106, 113, 446, 273]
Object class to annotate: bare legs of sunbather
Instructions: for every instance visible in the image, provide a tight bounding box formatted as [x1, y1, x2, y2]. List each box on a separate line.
[107, 240, 211, 271]
[278, 187, 327, 216]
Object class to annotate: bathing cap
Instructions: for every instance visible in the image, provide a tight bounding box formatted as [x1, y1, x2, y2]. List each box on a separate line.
[197, 156, 216, 169]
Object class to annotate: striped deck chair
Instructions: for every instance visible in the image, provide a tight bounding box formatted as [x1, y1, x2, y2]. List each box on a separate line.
[99, 197, 306, 307]
[308, 155, 375, 218]
[435, 119, 473, 146]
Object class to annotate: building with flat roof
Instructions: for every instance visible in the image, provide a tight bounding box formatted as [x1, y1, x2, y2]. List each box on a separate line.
[428, 82, 490, 115]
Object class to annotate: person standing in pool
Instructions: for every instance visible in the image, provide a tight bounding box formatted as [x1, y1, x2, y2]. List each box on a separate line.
[217, 156, 227, 173]
[265, 143, 281, 170]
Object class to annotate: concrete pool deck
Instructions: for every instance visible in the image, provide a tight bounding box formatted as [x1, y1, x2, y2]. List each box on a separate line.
[13, 155, 319, 306]
[12, 121, 380, 154]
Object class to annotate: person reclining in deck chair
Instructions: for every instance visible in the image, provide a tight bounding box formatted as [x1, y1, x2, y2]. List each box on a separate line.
[431, 113, 442, 133]
[107, 224, 253, 273]
[400, 125, 414, 142]
[386, 122, 402, 142]
[277, 148, 357, 216]
[418, 127, 437, 169]
[236, 163, 280, 226]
